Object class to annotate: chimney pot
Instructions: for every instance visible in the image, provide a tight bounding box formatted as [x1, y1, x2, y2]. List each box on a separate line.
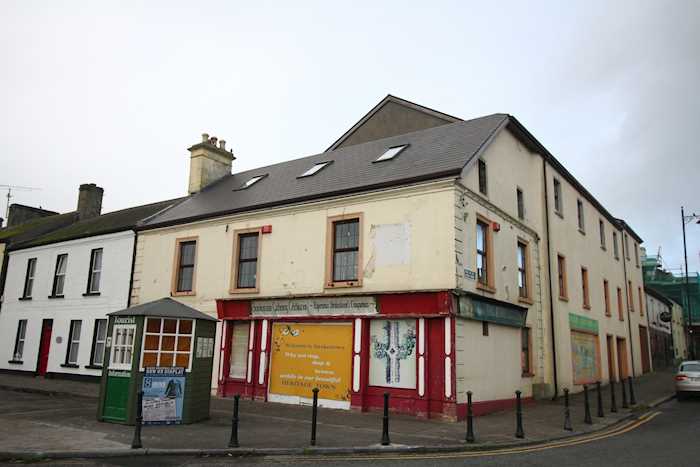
[219, 139, 226, 150]
[210, 136, 218, 146]
[202, 133, 210, 143]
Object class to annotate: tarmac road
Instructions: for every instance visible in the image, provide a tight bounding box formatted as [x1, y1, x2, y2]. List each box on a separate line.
[15, 397, 700, 466]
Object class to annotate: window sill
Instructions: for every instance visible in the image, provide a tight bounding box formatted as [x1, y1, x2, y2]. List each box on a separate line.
[600, 245, 607, 251]
[605, 313, 612, 318]
[554, 210, 564, 219]
[84, 364, 103, 370]
[7, 360, 23, 365]
[583, 304, 591, 310]
[325, 281, 362, 289]
[518, 296, 534, 305]
[82, 292, 101, 297]
[171, 291, 196, 297]
[48, 295, 64, 299]
[60, 363, 79, 368]
[229, 287, 259, 295]
[578, 228, 586, 235]
[18, 297, 32, 301]
[558, 295, 569, 302]
[521, 372, 535, 378]
[476, 283, 496, 294]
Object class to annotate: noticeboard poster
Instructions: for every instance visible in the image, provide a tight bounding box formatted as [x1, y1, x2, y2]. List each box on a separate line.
[142, 367, 185, 424]
[268, 323, 352, 402]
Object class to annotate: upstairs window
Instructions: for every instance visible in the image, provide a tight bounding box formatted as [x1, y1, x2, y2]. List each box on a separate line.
[604, 280, 611, 316]
[613, 232, 620, 259]
[581, 267, 590, 309]
[236, 174, 267, 190]
[516, 188, 525, 220]
[478, 160, 488, 195]
[233, 231, 260, 290]
[634, 243, 640, 267]
[22, 258, 37, 299]
[476, 218, 494, 290]
[553, 178, 563, 215]
[599, 220, 606, 249]
[86, 248, 103, 294]
[617, 287, 624, 321]
[577, 199, 585, 232]
[375, 145, 408, 162]
[331, 218, 360, 283]
[638, 287, 644, 316]
[51, 254, 68, 297]
[173, 238, 197, 295]
[299, 161, 332, 177]
[557, 254, 568, 300]
[624, 233, 630, 260]
[517, 240, 531, 300]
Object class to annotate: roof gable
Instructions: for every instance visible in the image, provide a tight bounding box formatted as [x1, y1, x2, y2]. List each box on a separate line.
[326, 94, 462, 151]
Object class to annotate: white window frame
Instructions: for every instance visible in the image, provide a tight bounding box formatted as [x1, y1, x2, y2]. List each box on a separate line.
[23, 258, 36, 298]
[140, 317, 196, 372]
[52, 254, 68, 296]
[66, 320, 82, 365]
[109, 324, 136, 370]
[87, 248, 103, 293]
[13, 320, 27, 361]
[91, 319, 108, 366]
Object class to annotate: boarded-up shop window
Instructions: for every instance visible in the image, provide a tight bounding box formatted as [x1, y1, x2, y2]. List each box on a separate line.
[570, 331, 600, 385]
[369, 319, 417, 389]
[142, 318, 194, 370]
[229, 322, 250, 379]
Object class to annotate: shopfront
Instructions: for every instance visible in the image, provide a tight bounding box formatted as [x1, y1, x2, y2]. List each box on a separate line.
[216, 292, 455, 418]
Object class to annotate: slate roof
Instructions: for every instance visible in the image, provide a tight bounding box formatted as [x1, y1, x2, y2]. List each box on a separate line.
[109, 297, 218, 321]
[12, 198, 183, 251]
[0, 211, 79, 248]
[141, 113, 509, 229]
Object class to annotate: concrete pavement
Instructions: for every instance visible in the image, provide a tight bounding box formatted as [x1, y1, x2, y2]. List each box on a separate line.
[0, 369, 676, 461]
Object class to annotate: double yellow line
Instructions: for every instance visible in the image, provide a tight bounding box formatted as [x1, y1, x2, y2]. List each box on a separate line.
[275, 411, 661, 462]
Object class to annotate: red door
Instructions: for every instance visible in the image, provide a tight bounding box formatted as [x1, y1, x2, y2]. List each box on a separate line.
[37, 320, 53, 376]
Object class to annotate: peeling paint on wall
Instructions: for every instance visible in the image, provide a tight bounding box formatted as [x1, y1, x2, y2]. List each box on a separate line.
[372, 223, 411, 266]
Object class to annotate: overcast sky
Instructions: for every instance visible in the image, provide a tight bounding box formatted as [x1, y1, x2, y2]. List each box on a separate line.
[2, 0, 699, 272]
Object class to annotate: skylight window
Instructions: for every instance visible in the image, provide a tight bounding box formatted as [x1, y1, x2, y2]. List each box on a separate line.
[375, 144, 408, 162]
[299, 161, 331, 178]
[237, 175, 266, 190]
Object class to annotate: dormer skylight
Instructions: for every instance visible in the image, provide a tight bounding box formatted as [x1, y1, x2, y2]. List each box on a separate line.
[299, 161, 332, 178]
[235, 174, 266, 190]
[375, 144, 408, 162]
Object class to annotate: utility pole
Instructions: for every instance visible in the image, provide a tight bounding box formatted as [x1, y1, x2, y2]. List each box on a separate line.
[682, 206, 697, 359]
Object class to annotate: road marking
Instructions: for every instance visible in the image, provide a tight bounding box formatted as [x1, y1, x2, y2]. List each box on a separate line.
[268, 411, 661, 462]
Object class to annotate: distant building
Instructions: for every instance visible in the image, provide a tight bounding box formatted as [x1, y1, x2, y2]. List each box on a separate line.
[644, 287, 675, 368]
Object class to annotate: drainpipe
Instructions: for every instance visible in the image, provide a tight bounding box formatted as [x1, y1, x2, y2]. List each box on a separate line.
[621, 230, 637, 377]
[126, 231, 138, 308]
[542, 159, 559, 399]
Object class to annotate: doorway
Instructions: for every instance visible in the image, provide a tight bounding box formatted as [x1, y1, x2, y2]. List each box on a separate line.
[36, 319, 53, 376]
[639, 326, 651, 373]
[616, 337, 628, 380]
[606, 334, 616, 382]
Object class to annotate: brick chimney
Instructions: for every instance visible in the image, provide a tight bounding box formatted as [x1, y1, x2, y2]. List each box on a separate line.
[77, 183, 103, 220]
[187, 133, 235, 194]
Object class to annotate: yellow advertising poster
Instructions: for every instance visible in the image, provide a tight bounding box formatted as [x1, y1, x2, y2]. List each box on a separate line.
[268, 323, 352, 402]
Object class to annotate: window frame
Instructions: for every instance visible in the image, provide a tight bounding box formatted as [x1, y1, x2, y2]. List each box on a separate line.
[553, 178, 563, 216]
[374, 144, 409, 163]
[628, 280, 634, 312]
[476, 215, 495, 293]
[638, 287, 644, 317]
[557, 254, 568, 301]
[478, 159, 488, 196]
[577, 199, 585, 233]
[624, 233, 631, 260]
[516, 187, 525, 220]
[581, 266, 591, 310]
[521, 327, 533, 377]
[634, 243, 640, 268]
[325, 213, 363, 288]
[171, 237, 198, 296]
[298, 161, 332, 178]
[617, 287, 624, 321]
[228, 321, 250, 380]
[140, 317, 196, 372]
[613, 232, 620, 260]
[51, 253, 68, 297]
[22, 258, 37, 299]
[230, 228, 262, 293]
[88, 319, 108, 367]
[603, 279, 611, 317]
[85, 248, 103, 294]
[64, 319, 82, 366]
[599, 220, 606, 250]
[517, 238, 533, 304]
[109, 323, 136, 370]
[12, 319, 27, 362]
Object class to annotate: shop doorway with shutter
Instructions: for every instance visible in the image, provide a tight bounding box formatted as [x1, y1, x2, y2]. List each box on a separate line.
[36, 319, 53, 376]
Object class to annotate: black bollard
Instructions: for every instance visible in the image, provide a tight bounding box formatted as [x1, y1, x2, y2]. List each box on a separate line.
[596, 381, 604, 418]
[381, 392, 391, 446]
[228, 394, 240, 448]
[621, 376, 629, 408]
[310, 388, 319, 446]
[583, 385, 592, 425]
[628, 377, 637, 405]
[465, 391, 475, 443]
[131, 390, 143, 449]
[515, 390, 524, 439]
[563, 388, 573, 431]
[610, 379, 618, 413]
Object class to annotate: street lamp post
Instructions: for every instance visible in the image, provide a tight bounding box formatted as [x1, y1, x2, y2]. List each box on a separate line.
[681, 207, 699, 359]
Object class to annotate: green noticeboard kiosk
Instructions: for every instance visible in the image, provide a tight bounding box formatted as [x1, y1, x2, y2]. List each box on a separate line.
[97, 297, 217, 425]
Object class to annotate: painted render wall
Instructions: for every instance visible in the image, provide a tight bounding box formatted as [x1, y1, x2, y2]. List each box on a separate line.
[0, 231, 134, 376]
[645, 293, 671, 335]
[132, 181, 457, 389]
[671, 301, 688, 361]
[457, 128, 549, 396]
